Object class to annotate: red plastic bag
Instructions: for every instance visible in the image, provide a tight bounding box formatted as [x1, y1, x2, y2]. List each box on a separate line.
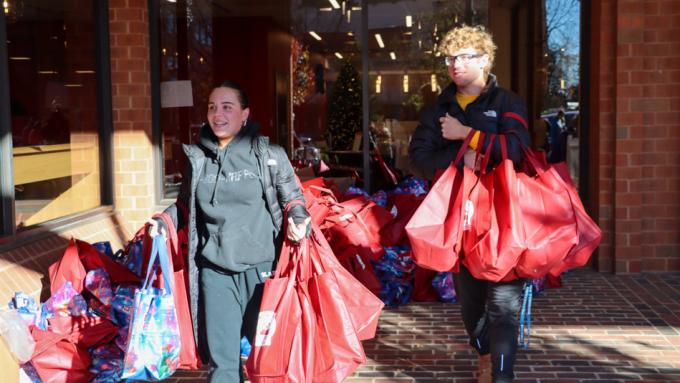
[462, 137, 582, 281]
[30, 316, 117, 383]
[547, 162, 602, 276]
[308, 226, 384, 341]
[511, 146, 579, 279]
[338, 250, 381, 297]
[49, 239, 140, 295]
[245, 236, 304, 382]
[302, 184, 338, 227]
[152, 213, 202, 369]
[322, 197, 390, 260]
[380, 194, 424, 247]
[462, 139, 526, 282]
[305, 245, 366, 382]
[48, 239, 87, 294]
[411, 267, 439, 302]
[405, 163, 468, 272]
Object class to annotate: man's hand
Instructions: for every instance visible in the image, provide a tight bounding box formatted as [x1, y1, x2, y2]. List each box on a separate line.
[287, 217, 311, 243]
[439, 113, 471, 141]
[463, 149, 479, 170]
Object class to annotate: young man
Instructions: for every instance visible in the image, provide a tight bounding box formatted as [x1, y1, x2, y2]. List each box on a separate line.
[408, 25, 531, 383]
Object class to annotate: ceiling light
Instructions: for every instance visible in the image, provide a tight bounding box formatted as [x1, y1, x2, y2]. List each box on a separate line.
[9, 56, 31, 61]
[309, 31, 322, 41]
[351, 6, 361, 11]
[335, 52, 343, 59]
[65, 84, 83, 87]
[319, 7, 332, 11]
[75, 70, 95, 74]
[375, 34, 384, 48]
[406, 15, 412, 28]
[390, 52, 396, 60]
[328, 0, 340, 9]
[38, 70, 58, 74]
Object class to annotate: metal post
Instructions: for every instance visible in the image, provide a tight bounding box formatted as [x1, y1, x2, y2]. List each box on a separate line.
[94, 0, 114, 206]
[148, 0, 162, 202]
[0, 9, 16, 235]
[361, 0, 371, 193]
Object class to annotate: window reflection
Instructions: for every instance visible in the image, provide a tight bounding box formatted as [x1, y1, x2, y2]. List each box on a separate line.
[8, 1, 101, 229]
[539, 0, 580, 183]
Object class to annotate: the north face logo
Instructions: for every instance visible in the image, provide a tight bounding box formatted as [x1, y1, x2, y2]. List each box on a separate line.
[483, 110, 497, 118]
[255, 311, 277, 346]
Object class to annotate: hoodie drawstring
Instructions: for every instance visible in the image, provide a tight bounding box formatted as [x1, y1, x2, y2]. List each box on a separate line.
[210, 148, 226, 206]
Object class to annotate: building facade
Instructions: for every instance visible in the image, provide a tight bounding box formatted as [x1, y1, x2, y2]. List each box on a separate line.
[0, 0, 679, 378]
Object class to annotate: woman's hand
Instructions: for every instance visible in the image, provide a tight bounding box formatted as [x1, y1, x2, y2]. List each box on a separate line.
[147, 219, 167, 239]
[287, 217, 311, 243]
[439, 113, 471, 140]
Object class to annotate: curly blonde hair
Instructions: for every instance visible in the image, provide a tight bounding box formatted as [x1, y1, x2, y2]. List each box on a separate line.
[439, 25, 497, 76]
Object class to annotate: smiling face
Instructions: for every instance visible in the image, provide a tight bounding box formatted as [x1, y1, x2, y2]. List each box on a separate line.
[206, 86, 250, 147]
[446, 47, 489, 90]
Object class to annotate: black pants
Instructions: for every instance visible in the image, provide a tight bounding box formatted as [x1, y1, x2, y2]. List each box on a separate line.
[453, 265, 526, 383]
[199, 261, 273, 383]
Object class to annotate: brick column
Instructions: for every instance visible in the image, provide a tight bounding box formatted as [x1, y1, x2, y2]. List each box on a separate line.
[109, 0, 155, 233]
[597, 0, 680, 273]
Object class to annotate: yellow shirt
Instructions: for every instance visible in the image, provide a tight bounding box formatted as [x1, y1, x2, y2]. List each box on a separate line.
[456, 93, 481, 150]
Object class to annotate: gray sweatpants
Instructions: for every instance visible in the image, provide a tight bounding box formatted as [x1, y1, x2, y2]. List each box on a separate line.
[200, 261, 273, 383]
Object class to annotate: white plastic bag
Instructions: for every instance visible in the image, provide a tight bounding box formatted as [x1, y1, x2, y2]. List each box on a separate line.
[0, 309, 36, 363]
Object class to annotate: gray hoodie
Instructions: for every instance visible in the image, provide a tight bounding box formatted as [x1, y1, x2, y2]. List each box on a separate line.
[195, 128, 276, 272]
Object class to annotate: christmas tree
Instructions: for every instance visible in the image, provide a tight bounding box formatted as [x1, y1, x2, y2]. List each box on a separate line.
[327, 61, 362, 150]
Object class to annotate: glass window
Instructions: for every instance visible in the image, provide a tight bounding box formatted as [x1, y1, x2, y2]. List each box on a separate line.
[540, 0, 581, 182]
[152, 1, 583, 194]
[367, 1, 488, 187]
[156, 1, 214, 198]
[6, 1, 101, 229]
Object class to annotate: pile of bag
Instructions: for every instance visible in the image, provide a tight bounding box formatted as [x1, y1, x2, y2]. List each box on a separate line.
[2, 214, 201, 383]
[299, 175, 458, 306]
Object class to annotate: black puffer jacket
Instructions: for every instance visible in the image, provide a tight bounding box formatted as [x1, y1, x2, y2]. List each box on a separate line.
[409, 74, 531, 180]
[162, 122, 308, 343]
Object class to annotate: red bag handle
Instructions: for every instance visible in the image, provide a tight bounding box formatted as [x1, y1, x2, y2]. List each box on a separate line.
[499, 135, 508, 161]
[478, 133, 496, 173]
[453, 129, 478, 165]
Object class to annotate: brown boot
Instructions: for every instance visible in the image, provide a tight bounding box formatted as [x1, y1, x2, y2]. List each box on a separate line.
[477, 354, 492, 383]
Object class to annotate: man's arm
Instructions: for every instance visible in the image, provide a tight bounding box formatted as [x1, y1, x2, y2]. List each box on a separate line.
[408, 107, 462, 180]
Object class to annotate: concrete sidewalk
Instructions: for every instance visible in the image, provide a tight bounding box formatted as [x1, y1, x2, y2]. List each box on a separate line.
[169, 270, 680, 382]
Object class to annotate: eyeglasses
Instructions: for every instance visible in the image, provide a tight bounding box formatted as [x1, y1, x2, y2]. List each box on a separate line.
[444, 54, 483, 66]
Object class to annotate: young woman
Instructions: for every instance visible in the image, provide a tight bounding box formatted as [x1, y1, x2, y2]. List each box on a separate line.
[150, 81, 310, 382]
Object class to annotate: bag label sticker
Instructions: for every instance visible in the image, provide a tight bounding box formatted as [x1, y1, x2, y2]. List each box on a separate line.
[254, 310, 277, 347]
[463, 199, 474, 231]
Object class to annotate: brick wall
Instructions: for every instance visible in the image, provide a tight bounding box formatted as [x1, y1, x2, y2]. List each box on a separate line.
[0, 212, 130, 307]
[109, 0, 155, 234]
[597, 0, 680, 273]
